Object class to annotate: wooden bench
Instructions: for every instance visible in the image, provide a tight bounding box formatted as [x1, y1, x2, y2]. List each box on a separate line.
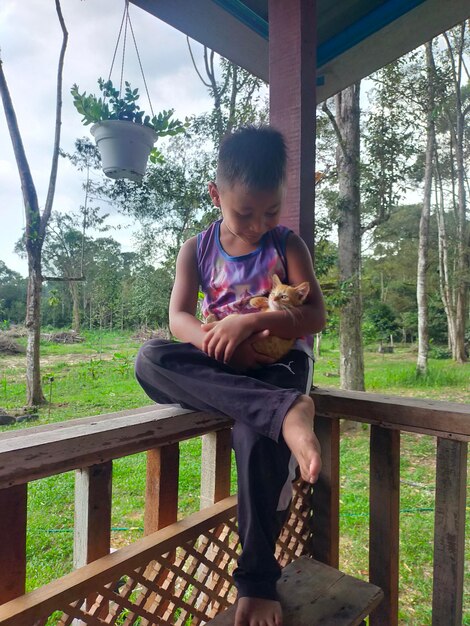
[209, 556, 382, 626]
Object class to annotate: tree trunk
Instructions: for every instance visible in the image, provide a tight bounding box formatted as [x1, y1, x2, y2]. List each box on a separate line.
[442, 27, 468, 362]
[416, 42, 436, 375]
[453, 114, 467, 363]
[0, 1, 68, 405]
[435, 157, 457, 351]
[335, 84, 365, 391]
[25, 255, 46, 405]
[70, 281, 81, 333]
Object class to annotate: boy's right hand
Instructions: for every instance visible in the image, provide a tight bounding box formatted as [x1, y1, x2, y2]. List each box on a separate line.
[228, 332, 276, 371]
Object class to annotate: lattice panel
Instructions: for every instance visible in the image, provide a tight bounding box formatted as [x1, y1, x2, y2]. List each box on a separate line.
[31, 482, 312, 626]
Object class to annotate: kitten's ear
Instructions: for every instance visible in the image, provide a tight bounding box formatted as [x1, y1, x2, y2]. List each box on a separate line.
[295, 281, 310, 303]
[271, 274, 281, 287]
[250, 296, 270, 310]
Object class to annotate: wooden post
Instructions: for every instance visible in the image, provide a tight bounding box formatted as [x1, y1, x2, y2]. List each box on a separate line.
[269, 0, 317, 250]
[74, 462, 112, 569]
[0, 484, 27, 603]
[432, 438, 467, 626]
[145, 444, 179, 534]
[310, 415, 340, 567]
[369, 426, 400, 626]
[200, 429, 232, 509]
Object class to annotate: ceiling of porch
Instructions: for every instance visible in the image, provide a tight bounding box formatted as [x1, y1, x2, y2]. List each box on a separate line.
[130, 0, 470, 101]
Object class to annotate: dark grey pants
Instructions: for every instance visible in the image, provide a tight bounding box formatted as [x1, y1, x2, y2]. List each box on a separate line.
[135, 339, 313, 600]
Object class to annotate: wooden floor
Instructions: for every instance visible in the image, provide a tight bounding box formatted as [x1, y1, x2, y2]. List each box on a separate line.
[208, 556, 384, 626]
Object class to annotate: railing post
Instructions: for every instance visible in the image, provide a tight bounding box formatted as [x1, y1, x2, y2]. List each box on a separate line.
[0, 484, 27, 603]
[145, 444, 180, 534]
[369, 426, 400, 626]
[200, 429, 232, 508]
[310, 414, 340, 567]
[74, 462, 112, 569]
[432, 438, 467, 626]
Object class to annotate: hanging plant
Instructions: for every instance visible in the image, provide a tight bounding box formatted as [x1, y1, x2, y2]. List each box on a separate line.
[71, 79, 186, 182]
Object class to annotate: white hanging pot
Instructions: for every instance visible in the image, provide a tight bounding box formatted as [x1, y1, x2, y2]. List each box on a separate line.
[91, 120, 157, 183]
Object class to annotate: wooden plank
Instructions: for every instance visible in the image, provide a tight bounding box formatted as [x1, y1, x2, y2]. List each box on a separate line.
[208, 557, 383, 625]
[432, 438, 467, 626]
[73, 462, 112, 569]
[269, 0, 317, 249]
[369, 426, 400, 626]
[0, 484, 27, 603]
[200, 429, 232, 509]
[310, 414, 340, 567]
[0, 496, 238, 626]
[0, 406, 232, 489]
[312, 388, 470, 440]
[144, 444, 179, 534]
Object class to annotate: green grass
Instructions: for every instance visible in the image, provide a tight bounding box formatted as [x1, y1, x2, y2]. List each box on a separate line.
[314, 338, 470, 402]
[0, 330, 469, 624]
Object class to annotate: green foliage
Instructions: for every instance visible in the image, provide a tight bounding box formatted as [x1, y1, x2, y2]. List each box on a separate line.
[112, 352, 132, 377]
[364, 301, 399, 341]
[71, 79, 187, 137]
[428, 345, 451, 360]
[0, 260, 27, 323]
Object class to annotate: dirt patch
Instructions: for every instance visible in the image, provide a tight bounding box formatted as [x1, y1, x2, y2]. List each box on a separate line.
[0, 352, 116, 371]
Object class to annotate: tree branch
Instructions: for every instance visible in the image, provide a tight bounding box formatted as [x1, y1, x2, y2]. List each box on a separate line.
[42, 275, 85, 282]
[0, 57, 41, 255]
[321, 101, 346, 156]
[40, 0, 68, 241]
[186, 37, 211, 88]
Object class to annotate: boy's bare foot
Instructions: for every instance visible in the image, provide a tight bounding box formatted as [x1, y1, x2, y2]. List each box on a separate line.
[235, 597, 282, 626]
[282, 395, 322, 484]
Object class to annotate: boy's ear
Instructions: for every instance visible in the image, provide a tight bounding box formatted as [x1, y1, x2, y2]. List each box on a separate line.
[208, 181, 221, 207]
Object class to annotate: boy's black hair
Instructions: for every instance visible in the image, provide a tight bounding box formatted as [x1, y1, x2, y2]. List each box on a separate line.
[216, 125, 287, 190]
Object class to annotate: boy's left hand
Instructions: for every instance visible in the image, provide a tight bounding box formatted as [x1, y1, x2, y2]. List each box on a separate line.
[201, 314, 261, 363]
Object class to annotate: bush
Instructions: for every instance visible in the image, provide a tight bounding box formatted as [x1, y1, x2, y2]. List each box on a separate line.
[429, 346, 451, 360]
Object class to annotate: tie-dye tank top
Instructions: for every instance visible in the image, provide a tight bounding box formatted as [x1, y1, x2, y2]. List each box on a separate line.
[196, 219, 313, 355]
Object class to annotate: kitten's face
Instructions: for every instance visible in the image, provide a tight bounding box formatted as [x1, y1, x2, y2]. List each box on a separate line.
[268, 275, 310, 311]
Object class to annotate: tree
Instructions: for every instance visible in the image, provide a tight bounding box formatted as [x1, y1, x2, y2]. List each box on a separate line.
[323, 83, 365, 390]
[188, 45, 267, 144]
[0, 0, 68, 405]
[433, 25, 469, 362]
[416, 42, 437, 374]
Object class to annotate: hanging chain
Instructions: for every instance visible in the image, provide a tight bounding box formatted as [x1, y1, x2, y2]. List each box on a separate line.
[105, 0, 154, 118]
[127, 12, 155, 118]
[107, 3, 127, 86]
[118, 1, 129, 97]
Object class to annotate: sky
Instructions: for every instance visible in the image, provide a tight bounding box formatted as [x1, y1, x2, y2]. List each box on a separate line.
[0, 0, 213, 277]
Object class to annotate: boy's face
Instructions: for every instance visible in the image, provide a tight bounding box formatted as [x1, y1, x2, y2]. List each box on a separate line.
[208, 181, 285, 244]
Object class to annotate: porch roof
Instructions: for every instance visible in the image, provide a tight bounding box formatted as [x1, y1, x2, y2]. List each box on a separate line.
[130, 0, 470, 101]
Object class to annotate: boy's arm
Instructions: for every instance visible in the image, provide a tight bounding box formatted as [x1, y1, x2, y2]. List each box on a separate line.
[170, 236, 274, 369]
[202, 233, 326, 362]
[249, 232, 327, 337]
[169, 237, 206, 349]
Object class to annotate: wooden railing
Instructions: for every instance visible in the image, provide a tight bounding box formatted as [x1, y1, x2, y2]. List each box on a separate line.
[0, 390, 468, 625]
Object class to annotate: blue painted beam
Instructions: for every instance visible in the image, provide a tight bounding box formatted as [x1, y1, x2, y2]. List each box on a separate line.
[211, 0, 269, 39]
[212, 0, 427, 70]
[317, 0, 427, 67]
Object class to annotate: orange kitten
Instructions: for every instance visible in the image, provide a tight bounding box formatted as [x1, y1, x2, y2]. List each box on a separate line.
[205, 275, 309, 362]
[249, 274, 309, 360]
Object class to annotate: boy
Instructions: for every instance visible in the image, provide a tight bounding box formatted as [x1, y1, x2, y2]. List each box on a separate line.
[135, 126, 326, 626]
